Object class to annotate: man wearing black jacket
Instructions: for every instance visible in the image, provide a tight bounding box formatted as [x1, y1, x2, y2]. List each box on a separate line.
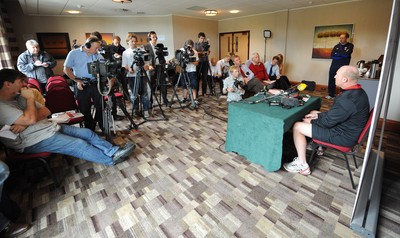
[283, 66, 369, 176]
[326, 33, 354, 99]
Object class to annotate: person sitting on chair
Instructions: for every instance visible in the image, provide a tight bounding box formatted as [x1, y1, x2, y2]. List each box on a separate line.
[248, 52, 275, 87]
[264, 55, 291, 90]
[222, 65, 245, 103]
[283, 66, 369, 175]
[0, 69, 135, 166]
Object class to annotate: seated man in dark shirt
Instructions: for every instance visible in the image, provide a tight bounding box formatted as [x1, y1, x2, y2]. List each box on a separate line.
[283, 65, 370, 175]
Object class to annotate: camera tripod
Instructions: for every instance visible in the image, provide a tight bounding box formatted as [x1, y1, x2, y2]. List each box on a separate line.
[170, 64, 197, 109]
[134, 64, 167, 122]
[96, 76, 138, 141]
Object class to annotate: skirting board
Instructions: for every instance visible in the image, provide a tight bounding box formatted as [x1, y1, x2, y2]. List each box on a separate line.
[350, 149, 384, 238]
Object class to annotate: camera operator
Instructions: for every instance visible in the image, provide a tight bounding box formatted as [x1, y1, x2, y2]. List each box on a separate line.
[222, 65, 245, 102]
[121, 34, 150, 118]
[217, 54, 231, 95]
[178, 40, 199, 104]
[111, 36, 126, 60]
[144, 31, 170, 107]
[233, 55, 265, 97]
[63, 36, 104, 132]
[194, 32, 211, 97]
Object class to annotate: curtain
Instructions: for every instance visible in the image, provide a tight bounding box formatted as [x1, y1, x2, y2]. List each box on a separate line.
[0, 0, 18, 69]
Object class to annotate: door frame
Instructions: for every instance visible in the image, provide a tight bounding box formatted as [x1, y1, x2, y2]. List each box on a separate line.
[219, 31, 250, 60]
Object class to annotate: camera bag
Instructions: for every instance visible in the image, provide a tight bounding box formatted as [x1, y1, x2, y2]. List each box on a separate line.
[301, 80, 316, 91]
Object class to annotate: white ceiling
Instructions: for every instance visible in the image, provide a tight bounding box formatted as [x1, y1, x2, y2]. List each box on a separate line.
[17, 0, 358, 20]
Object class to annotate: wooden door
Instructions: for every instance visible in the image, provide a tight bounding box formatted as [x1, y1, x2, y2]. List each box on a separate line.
[219, 31, 250, 61]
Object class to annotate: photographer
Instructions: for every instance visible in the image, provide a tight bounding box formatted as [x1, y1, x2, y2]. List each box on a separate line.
[122, 33, 150, 118]
[222, 65, 245, 102]
[194, 32, 211, 97]
[233, 55, 265, 97]
[209, 58, 222, 95]
[144, 31, 170, 107]
[63, 36, 104, 132]
[178, 40, 199, 104]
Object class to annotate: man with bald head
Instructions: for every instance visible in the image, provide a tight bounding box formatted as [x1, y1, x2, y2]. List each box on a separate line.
[283, 65, 369, 175]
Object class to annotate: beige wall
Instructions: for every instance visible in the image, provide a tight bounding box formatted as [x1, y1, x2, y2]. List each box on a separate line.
[219, 0, 399, 121]
[172, 16, 218, 59]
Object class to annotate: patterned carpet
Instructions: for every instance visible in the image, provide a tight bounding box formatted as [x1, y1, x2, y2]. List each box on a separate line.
[3, 87, 399, 238]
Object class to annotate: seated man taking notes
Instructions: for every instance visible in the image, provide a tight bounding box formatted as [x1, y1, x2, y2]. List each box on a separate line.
[283, 66, 369, 175]
[0, 69, 135, 166]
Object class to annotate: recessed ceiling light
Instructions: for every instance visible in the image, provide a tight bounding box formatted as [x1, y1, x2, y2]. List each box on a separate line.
[229, 10, 240, 14]
[67, 10, 81, 14]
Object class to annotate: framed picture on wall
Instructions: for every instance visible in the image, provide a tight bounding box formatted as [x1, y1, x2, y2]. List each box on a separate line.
[128, 32, 149, 47]
[312, 24, 353, 59]
[36, 32, 71, 59]
[85, 33, 114, 44]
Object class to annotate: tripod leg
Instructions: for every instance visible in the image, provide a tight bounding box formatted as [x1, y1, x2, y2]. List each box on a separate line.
[116, 96, 138, 130]
[170, 72, 184, 109]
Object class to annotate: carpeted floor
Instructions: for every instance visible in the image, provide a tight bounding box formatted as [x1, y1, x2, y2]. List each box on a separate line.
[3, 87, 399, 238]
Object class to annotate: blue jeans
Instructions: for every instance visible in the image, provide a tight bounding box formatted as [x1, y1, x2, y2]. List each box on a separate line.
[127, 76, 149, 111]
[24, 125, 119, 166]
[0, 161, 10, 231]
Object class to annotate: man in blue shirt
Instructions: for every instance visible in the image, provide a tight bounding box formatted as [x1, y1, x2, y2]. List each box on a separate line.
[64, 36, 104, 132]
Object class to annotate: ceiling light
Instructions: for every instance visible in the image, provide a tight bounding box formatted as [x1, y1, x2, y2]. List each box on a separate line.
[112, 0, 132, 3]
[229, 10, 240, 14]
[67, 10, 81, 14]
[204, 9, 218, 16]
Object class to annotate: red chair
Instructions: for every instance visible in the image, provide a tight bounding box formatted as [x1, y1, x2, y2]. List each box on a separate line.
[308, 109, 374, 189]
[27, 78, 42, 94]
[0, 143, 61, 186]
[46, 76, 69, 92]
[45, 85, 84, 126]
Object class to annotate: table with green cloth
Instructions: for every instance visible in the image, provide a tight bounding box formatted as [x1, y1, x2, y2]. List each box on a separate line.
[225, 95, 322, 172]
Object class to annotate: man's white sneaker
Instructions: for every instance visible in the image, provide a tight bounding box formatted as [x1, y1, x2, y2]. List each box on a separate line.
[143, 111, 149, 118]
[283, 157, 311, 175]
[325, 95, 335, 100]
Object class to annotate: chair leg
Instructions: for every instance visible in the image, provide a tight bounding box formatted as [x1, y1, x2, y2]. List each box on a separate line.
[307, 143, 318, 166]
[343, 154, 356, 189]
[37, 158, 60, 186]
[352, 154, 358, 168]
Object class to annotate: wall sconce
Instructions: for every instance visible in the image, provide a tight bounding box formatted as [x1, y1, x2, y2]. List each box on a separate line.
[204, 9, 218, 16]
[112, 0, 132, 3]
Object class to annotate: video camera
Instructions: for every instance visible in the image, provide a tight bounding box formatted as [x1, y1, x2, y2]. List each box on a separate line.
[175, 44, 196, 69]
[87, 59, 121, 80]
[202, 41, 210, 52]
[132, 47, 150, 67]
[233, 79, 246, 90]
[154, 43, 168, 65]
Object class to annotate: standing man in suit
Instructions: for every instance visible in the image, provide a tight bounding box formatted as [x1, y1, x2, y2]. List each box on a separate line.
[144, 31, 169, 107]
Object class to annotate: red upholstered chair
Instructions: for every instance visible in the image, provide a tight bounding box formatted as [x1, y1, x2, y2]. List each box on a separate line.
[45, 85, 84, 126]
[27, 78, 42, 94]
[308, 109, 374, 189]
[46, 76, 69, 92]
[0, 143, 61, 186]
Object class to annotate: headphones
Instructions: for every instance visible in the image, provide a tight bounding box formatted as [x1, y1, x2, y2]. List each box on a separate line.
[85, 36, 99, 49]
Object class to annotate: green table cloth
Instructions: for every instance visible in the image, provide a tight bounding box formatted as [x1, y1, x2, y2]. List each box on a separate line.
[225, 95, 321, 172]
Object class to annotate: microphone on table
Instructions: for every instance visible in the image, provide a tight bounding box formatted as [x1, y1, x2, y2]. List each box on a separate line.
[284, 83, 307, 96]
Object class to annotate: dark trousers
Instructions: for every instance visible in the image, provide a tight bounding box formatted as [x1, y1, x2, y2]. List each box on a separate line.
[328, 65, 340, 97]
[197, 61, 209, 96]
[151, 65, 169, 105]
[270, 75, 291, 90]
[76, 84, 103, 131]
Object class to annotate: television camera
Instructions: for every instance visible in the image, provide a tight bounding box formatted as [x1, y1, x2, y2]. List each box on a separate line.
[175, 44, 196, 69]
[132, 47, 150, 67]
[202, 40, 210, 52]
[154, 43, 168, 64]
